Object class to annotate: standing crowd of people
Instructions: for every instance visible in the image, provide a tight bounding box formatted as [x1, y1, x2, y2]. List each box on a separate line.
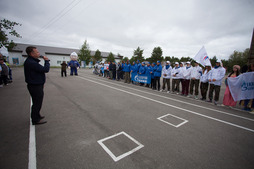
[0, 54, 12, 88]
[93, 59, 254, 113]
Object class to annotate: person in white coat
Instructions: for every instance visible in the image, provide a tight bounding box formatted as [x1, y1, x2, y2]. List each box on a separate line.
[190, 61, 202, 99]
[171, 62, 181, 94]
[161, 61, 172, 93]
[200, 64, 211, 100]
[208, 59, 226, 105]
[179, 62, 184, 94]
[182, 61, 192, 96]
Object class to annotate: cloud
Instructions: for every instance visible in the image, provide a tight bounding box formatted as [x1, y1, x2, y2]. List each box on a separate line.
[1, 0, 254, 60]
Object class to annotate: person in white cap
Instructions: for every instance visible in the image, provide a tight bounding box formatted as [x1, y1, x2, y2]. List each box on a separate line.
[200, 64, 212, 100]
[68, 52, 80, 76]
[171, 62, 181, 94]
[161, 61, 172, 93]
[207, 59, 226, 105]
[190, 61, 202, 99]
[182, 61, 192, 96]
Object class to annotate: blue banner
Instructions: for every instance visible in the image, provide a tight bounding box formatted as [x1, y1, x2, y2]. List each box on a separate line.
[131, 72, 151, 84]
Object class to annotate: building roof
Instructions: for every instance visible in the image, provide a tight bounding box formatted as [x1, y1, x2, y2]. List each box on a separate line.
[10, 43, 122, 59]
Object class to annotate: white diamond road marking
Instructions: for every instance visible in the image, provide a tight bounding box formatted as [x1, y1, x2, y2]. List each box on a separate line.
[97, 131, 144, 162]
[157, 114, 188, 128]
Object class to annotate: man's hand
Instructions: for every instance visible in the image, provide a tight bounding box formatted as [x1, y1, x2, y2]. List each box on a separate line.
[42, 56, 49, 61]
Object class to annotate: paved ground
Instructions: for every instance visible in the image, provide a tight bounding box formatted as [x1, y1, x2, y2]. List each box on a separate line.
[1, 68, 254, 169]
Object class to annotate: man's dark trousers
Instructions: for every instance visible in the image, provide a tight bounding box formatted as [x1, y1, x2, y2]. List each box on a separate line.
[27, 84, 44, 123]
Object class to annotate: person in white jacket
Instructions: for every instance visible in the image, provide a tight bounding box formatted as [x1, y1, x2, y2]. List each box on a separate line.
[200, 64, 211, 100]
[208, 59, 226, 105]
[179, 62, 184, 94]
[171, 62, 181, 94]
[182, 61, 192, 96]
[161, 61, 172, 93]
[190, 61, 202, 99]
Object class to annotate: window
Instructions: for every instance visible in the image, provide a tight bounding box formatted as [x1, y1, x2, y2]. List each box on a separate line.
[12, 58, 19, 65]
[57, 61, 62, 64]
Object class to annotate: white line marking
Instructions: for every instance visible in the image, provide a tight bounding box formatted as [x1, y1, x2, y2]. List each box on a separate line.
[77, 76, 254, 133]
[157, 114, 188, 128]
[83, 74, 254, 122]
[28, 98, 37, 169]
[97, 132, 144, 162]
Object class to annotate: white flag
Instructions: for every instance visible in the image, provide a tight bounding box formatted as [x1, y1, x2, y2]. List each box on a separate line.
[193, 46, 211, 67]
[227, 72, 254, 101]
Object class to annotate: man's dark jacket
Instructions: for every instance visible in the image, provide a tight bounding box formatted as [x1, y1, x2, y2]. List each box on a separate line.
[24, 56, 50, 85]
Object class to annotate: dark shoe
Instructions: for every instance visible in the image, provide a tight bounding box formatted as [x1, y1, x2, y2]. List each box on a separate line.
[40, 116, 45, 119]
[206, 100, 212, 103]
[32, 120, 47, 125]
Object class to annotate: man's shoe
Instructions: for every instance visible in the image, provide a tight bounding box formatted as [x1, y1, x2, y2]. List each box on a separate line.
[40, 116, 45, 119]
[32, 120, 47, 125]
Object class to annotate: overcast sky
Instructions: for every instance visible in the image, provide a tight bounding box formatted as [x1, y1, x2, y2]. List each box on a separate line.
[0, 0, 254, 60]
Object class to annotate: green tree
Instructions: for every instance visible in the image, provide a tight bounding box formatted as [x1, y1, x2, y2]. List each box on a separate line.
[107, 52, 115, 62]
[149, 46, 164, 63]
[133, 47, 145, 62]
[0, 19, 22, 50]
[122, 56, 129, 62]
[92, 49, 102, 63]
[227, 48, 249, 72]
[164, 56, 180, 65]
[180, 56, 193, 63]
[78, 40, 91, 65]
[210, 56, 217, 67]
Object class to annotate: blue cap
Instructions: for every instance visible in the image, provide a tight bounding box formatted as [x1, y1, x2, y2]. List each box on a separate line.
[147, 62, 150, 64]
[152, 62, 156, 65]
[142, 62, 145, 64]
[157, 61, 161, 63]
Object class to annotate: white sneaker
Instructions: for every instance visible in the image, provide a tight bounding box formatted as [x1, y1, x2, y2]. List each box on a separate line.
[160, 89, 163, 92]
[167, 91, 170, 93]
[187, 94, 191, 98]
[195, 95, 198, 99]
[176, 93, 179, 95]
[249, 110, 254, 115]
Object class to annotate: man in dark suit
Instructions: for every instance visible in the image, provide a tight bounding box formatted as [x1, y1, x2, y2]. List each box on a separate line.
[24, 46, 50, 125]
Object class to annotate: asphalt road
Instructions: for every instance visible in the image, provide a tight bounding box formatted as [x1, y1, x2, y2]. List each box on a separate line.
[1, 68, 254, 169]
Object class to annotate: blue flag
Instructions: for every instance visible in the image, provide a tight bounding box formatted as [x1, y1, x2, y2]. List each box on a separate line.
[131, 72, 151, 84]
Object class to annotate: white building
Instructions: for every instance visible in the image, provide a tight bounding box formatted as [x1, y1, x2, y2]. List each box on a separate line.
[8, 43, 123, 67]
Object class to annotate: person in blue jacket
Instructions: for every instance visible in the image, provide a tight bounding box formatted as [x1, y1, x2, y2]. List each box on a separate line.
[150, 63, 156, 89]
[124, 61, 131, 83]
[131, 61, 137, 84]
[153, 61, 162, 91]
[139, 62, 147, 86]
[136, 60, 141, 73]
[145, 62, 152, 87]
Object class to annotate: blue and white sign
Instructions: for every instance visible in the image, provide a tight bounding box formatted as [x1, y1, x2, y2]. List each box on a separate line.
[228, 72, 254, 101]
[131, 72, 151, 84]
